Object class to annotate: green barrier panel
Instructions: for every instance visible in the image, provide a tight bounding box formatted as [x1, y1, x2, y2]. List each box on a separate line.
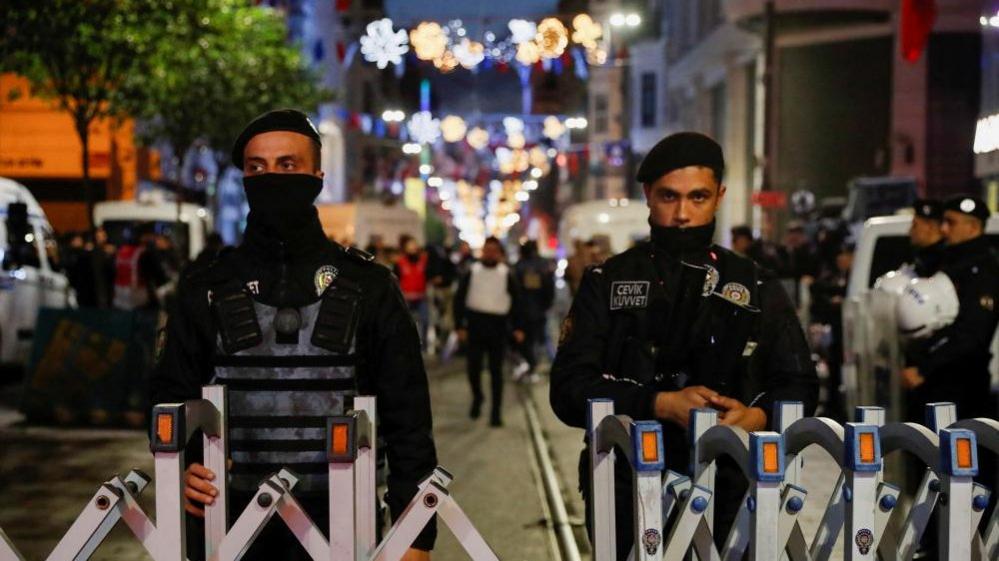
[21, 307, 158, 427]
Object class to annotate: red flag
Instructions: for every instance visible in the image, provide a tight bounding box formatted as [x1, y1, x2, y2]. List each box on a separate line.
[900, 0, 937, 63]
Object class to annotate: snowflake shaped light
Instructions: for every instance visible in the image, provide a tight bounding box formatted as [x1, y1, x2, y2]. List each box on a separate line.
[466, 127, 490, 150]
[410, 21, 448, 61]
[572, 14, 603, 50]
[453, 38, 485, 69]
[440, 115, 468, 143]
[407, 111, 441, 144]
[506, 132, 526, 150]
[509, 19, 538, 45]
[536, 17, 569, 59]
[433, 50, 459, 73]
[543, 115, 566, 140]
[360, 18, 409, 69]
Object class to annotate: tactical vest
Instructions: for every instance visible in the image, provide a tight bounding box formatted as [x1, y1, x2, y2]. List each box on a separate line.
[209, 277, 362, 498]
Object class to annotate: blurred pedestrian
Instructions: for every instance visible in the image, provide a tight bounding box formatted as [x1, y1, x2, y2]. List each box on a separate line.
[512, 240, 554, 381]
[730, 224, 780, 273]
[395, 235, 429, 350]
[454, 237, 525, 426]
[809, 243, 854, 420]
[64, 232, 100, 307]
[112, 226, 167, 311]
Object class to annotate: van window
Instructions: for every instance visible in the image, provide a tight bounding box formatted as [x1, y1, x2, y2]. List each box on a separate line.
[868, 233, 999, 287]
[103, 220, 190, 259]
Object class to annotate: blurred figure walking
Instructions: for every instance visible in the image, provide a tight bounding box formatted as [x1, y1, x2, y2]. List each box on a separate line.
[512, 240, 554, 381]
[454, 237, 524, 426]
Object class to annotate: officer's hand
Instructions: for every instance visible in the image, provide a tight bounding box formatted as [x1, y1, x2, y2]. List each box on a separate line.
[513, 330, 526, 343]
[457, 329, 468, 343]
[401, 548, 430, 561]
[901, 367, 925, 390]
[709, 395, 767, 432]
[654, 386, 719, 428]
[184, 463, 218, 518]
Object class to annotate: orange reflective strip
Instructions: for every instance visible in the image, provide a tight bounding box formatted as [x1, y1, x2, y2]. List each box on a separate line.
[956, 438, 973, 469]
[859, 433, 876, 463]
[332, 424, 350, 456]
[157, 413, 173, 445]
[641, 431, 659, 463]
[763, 442, 779, 473]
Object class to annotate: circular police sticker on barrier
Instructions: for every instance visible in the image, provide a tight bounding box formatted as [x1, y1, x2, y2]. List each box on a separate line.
[721, 282, 750, 306]
[703, 265, 720, 296]
[314, 265, 339, 296]
[642, 529, 661, 555]
[855, 528, 873, 554]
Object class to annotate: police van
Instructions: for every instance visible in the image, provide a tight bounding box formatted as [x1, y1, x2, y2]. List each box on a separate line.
[0, 177, 75, 369]
[842, 212, 999, 419]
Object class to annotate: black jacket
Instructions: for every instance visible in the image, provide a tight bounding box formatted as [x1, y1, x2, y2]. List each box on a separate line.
[150, 211, 438, 550]
[550, 240, 818, 470]
[909, 236, 999, 418]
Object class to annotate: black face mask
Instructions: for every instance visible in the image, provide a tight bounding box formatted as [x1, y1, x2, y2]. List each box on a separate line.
[650, 220, 716, 256]
[243, 173, 322, 240]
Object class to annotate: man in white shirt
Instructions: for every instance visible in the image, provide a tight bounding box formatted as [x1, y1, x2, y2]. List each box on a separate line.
[454, 237, 525, 426]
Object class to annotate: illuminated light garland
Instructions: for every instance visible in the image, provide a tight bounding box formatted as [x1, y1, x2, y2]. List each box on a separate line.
[571, 14, 603, 51]
[503, 116, 525, 135]
[410, 21, 448, 61]
[536, 17, 569, 59]
[407, 111, 441, 144]
[453, 38, 486, 69]
[433, 50, 459, 73]
[529, 146, 549, 169]
[586, 47, 608, 65]
[360, 18, 409, 69]
[508, 19, 538, 45]
[515, 40, 541, 65]
[542, 115, 566, 140]
[466, 127, 490, 150]
[506, 132, 526, 150]
[440, 115, 468, 143]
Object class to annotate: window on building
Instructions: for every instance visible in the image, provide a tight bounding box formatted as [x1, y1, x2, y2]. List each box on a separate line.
[640, 73, 657, 128]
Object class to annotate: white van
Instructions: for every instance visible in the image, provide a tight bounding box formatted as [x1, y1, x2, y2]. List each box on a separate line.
[93, 200, 212, 261]
[842, 213, 999, 418]
[0, 177, 75, 367]
[316, 201, 424, 248]
[558, 199, 649, 256]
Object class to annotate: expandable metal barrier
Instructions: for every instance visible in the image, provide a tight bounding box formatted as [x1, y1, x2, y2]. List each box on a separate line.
[0, 386, 498, 561]
[588, 398, 996, 561]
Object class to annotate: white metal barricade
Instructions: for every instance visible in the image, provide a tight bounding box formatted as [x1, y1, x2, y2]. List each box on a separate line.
[0, 388, 497, 561]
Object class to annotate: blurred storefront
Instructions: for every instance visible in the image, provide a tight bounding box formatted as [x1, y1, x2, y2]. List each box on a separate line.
[0, 74, 155, 233]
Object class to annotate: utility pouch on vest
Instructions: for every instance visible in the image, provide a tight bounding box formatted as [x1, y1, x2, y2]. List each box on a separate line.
[213, 286, 263, 354]
[312, 279, 362, 353]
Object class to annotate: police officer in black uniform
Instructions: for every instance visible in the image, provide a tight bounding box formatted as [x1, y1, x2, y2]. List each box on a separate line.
[550, 132, 818, 559]
[151, 109, 436, 561]
[901, 195, 998, 420]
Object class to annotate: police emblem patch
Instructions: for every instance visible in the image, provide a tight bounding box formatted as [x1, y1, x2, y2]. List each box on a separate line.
[642, 529, 662, 555]
[703, 265, 720, 296]
[314, 265, 339, 296]
[854, 528, 874, 554]
[721, 282, 750, 306]
[610, 281, 650, 310]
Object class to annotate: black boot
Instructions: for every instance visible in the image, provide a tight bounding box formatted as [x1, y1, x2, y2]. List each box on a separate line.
[489, 408, 502, 427]
[469, 397, 482, 419]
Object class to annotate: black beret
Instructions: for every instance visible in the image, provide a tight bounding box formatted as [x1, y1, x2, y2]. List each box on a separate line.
[913, 198, 942, 221]
[636, 132, 724, 184]
[231, 109, 322, 169]
[943, 195, 991, 223]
